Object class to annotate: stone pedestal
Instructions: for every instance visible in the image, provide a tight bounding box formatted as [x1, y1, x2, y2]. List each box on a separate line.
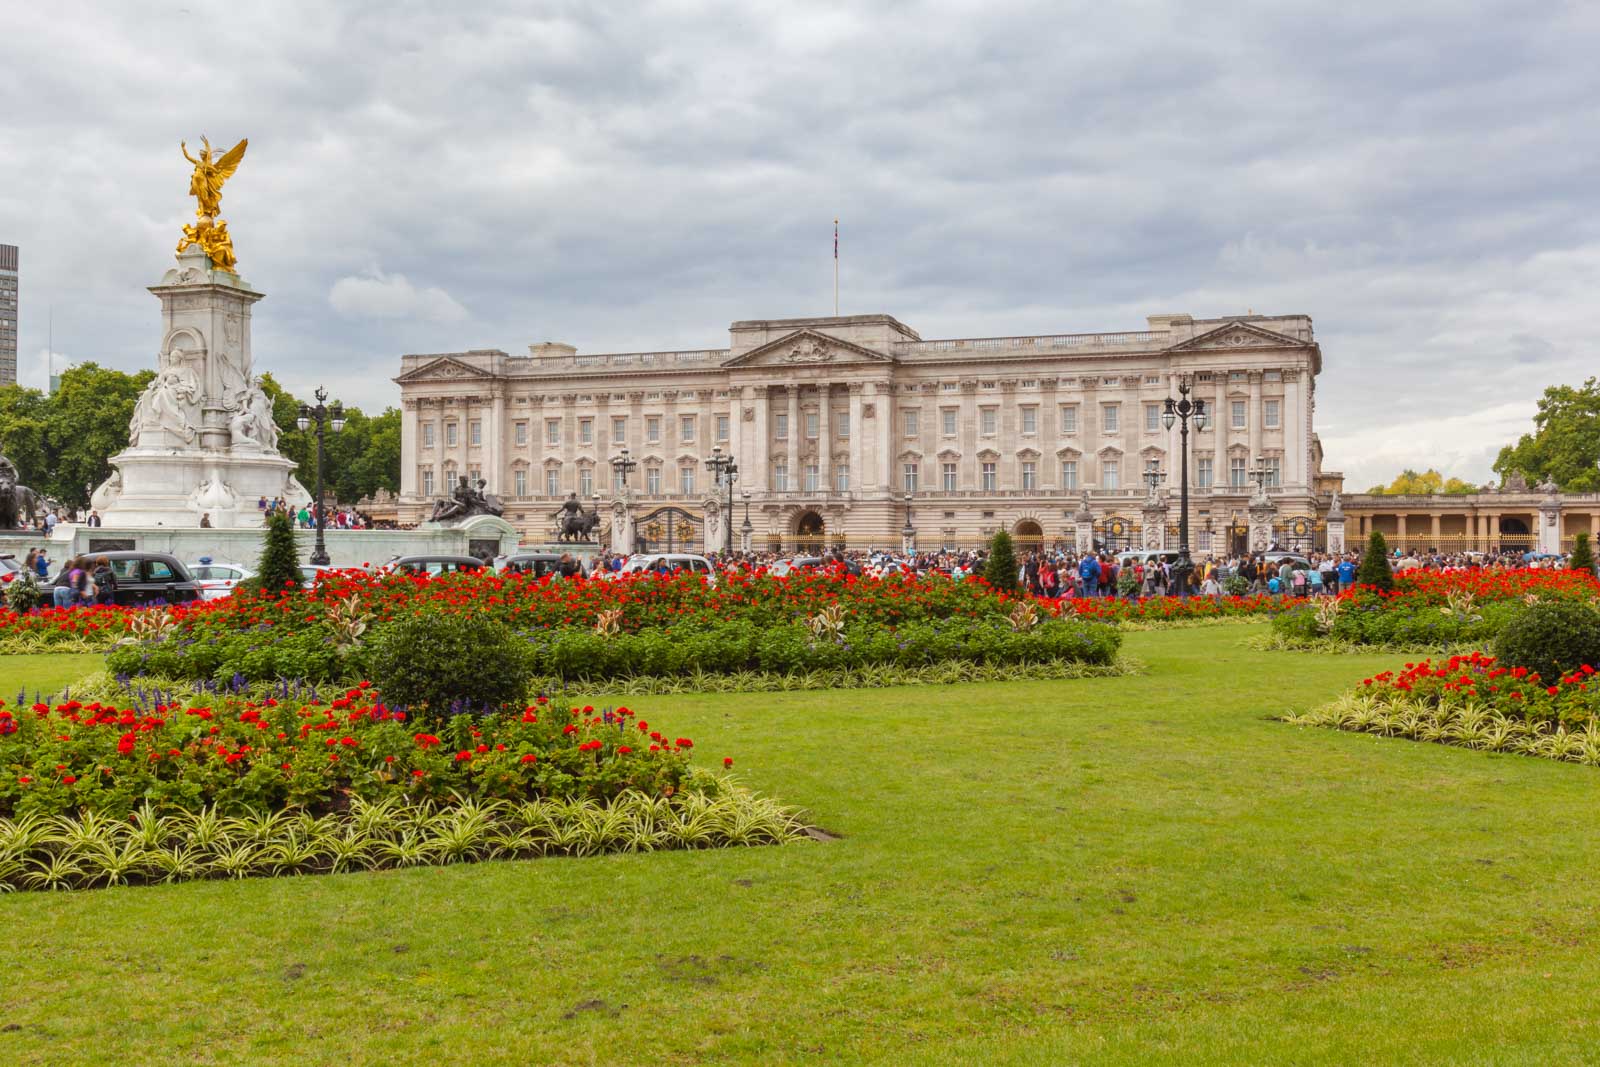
[94, 246, 309, 529]
[1249, 501, 1277, 553]
[1073, 492, 1095, 554]
[1539, 499, 1563, 555]
[610, 495, 635, 554]
[702, 498, 730, 554]
[1141, 501, 1168, 550]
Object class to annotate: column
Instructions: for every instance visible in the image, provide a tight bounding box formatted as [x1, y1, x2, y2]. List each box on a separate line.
[873, 381, 892, 491]
[787, 387, 800, 490]
[488, 389, 507, 496]
[848, 384, 864, 494]
[1429, 513, 1441, 551]
[1396, 513, 1408, 551]
[1248, 371, 1263, 467]
[1283, 371, 1302, 487]
[818, 384, 832, 493]
[1213, 372, 1229, 468]
[748, 385, 769, 492]
[400, 400, 419, 497]
[960, 381, 978, 490]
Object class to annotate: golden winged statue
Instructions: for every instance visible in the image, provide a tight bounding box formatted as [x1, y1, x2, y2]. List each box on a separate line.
[176, 136, 248, 272]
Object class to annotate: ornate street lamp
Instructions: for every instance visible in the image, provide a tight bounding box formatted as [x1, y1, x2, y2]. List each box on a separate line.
[1142, 463, 1166, 495]
[705, 445, 739, 556]
[1161, 377, 1209, 563]
[740, 488, 753, 555]
[610, 446, 638, 491]
[296, 386, 344, 566]
[902, 492, 916, 555]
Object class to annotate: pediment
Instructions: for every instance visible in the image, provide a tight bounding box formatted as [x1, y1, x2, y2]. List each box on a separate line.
[1167, 321, 1313, 353]
[395, 356, 494, 383]
[722, 329, 895, 368]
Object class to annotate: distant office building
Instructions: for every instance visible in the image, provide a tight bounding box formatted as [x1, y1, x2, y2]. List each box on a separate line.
[0, 244, 15, 385]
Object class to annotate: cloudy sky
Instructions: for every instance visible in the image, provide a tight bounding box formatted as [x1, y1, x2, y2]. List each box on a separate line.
[3, 0, 1597, 489]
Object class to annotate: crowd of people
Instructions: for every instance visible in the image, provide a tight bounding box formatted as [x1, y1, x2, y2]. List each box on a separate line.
[256, 497, 375, 530]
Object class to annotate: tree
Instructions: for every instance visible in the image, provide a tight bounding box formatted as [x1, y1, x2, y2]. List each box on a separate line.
[1365, 469, 1477, 496]
[1494, 378, 1600, 492]
[250, 510, 302, 593]
[1354, 530, 1394, 591]
[1571, 532, 1595, 575]
[43, 363, 153, 507]
[254, 374, 400, 504]
[984, 530, 1020, 593]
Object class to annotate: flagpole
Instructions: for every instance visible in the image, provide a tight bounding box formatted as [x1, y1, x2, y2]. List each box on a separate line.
[833, 217, 839, 317]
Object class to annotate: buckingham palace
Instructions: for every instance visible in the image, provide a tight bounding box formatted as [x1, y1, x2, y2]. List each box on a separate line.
[394, 311, 1326, 554]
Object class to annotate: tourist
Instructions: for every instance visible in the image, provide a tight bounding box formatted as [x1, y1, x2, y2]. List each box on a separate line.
[200, 512, 212, 528]
[23, 548, 37, 576]
[43, 510, 58, 534]
[34, 550, 50, 580]
[51, 556, 80, 608]
[90, 556, 117, 606]
[86, 510, 102, 528]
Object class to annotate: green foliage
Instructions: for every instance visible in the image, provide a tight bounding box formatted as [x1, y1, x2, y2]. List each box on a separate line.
[1223, 574, 1249, 597]
[0, 364, 153, 508]
[368, 611, 530, 712]
[1494, 600, 1600, 683]
[1494, 377, 1600, 492]
[257, 374, 401, 503]
[1365, 468, 1477, 496]
[1355, 531, 1394, 591]
[1571, 532, 1596, 575]
[5, 573, 45, 613]
[984, 531, 1020, 593]
[251, 510, 302, 594]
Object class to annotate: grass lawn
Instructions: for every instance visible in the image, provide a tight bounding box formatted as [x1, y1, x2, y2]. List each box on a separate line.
[4, 626, 1600, 1065]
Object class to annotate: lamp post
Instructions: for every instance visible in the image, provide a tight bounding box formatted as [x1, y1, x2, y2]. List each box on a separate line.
[1160, 376, 1209, 558]
[296, 386, 344, 566]
[1142, 463, 1166, 495]
[740, 488, 753, 555]
[610, 446, 637, 491]
[705, 445, 738, 557]
[901, 492, 916, 555]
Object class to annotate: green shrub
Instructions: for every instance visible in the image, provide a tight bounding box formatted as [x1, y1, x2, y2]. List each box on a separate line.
[1493, 599, 1600, 682]
[5, 573, 45, 613]
[368, 611, 529, 714]
[1572, 532, 1596, 575]
[985, 531, 1020, 593]
[250, 510, 302, 594]
[1223, 574, 1249, 597]
[1354, 530, 1394, 591]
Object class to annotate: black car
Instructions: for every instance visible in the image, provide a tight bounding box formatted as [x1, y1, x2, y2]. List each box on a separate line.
[51, 551, 202, 606]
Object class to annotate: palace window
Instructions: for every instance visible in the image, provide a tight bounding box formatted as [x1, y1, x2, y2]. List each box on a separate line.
[1061, 460, 1078, 490]
[1197, 456, 1213, 489]
[837, 410, 849, 438]
[1265, 456, 1282, 487]
[903, 410, 920, 438]
[981, 461, 997, 491]
[1102, 459, 1120, 490]
[546, 468, 561, 496]
[836, 465, 850, 492]
[774, 413, 789, 440]
[680, 415, 695, 442]
[1020, 406, 1037, 435]
[1060, 405, 1078, 434]
[1145, 404, 1160, 432]
[679, 466, 695, 495]
[1021, 460, 1037, 490]
[1265, 399, 1281, 428]
[1230, 457, 1247, 488]
[980, 407, 997, 436]
[942, 409, 957, 437]
[579, 418, 593, 445]
[514, 421, 527, 445]
[578, 467, 593, 497]
[646, 466, 661, 494]
[646, 416, 661, 443]
[903, 463, 920, 492]
[470, 420, 482, 446]
[805, 412, 819, 440]
[546, 419, 560, 445]
[1145, 375, 1161, 385]
[803, 463, 819, 492]
[611, 416, 627, 442]
[1231, 401, 1246, 429]
[467, 466, 481, 486]
[772, 462, 789, 491]
[514, 469, 527, 497]
[942, 463, 957, 491]
[422, 423, 435, 448]
[716, 414, 730, 441]
[1101, 404, 1119, 433]
[942, 381, 957, 392]
[445, 423, 458, 447]
[421, 469, 435, 497]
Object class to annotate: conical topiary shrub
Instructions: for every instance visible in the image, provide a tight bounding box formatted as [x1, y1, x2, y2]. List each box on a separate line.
[984, 530, 1020, 593]
[1571, 532, 1595, 575]
[1354, 530, 1394, 591]
[251, 509, 303, 594]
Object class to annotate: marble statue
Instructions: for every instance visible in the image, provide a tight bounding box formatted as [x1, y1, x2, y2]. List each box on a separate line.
[128, 365, 200, 446]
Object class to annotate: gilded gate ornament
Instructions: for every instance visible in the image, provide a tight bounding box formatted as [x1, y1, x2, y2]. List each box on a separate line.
[175, 136, 248, 273]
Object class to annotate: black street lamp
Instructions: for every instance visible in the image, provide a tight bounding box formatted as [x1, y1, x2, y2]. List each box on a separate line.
[1142, 463, 1166, 495]
[610, 446, 637, 491]
[296, 386, 344, 566]
[705, 445, 738, 556]
[740, 488, 753, 554]
[1160, 376, 1209, 558]
[902, 492, 916, 555]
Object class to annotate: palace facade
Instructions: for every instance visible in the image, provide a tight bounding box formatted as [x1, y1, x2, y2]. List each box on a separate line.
[394, 311, 1327, 554]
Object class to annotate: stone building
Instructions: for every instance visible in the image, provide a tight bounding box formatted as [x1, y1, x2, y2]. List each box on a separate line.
[1337, 474, 1600, 555]
[0, 243, 16, 385]
[394, 312, 1326, 554]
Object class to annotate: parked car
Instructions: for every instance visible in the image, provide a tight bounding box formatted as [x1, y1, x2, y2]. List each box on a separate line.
[1115, 550, 1186, 572]
[189, 558, 254, 600]
[495, 552, 587, 579]
[386, 555, 486, 577]
[1261, 552, 1313, 570]
[0, 555, 22, 582]
[617, 553, 717, 583]
[50, 551, 202, 606]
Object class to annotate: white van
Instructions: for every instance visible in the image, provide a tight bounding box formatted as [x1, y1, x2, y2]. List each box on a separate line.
[617, 553, 717, 584]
